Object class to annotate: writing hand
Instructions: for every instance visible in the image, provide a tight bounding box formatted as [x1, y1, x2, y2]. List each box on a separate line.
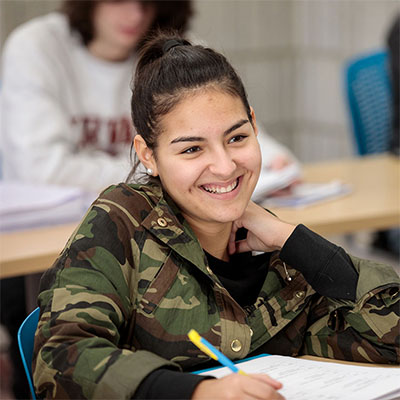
[192, 373, 284, 400]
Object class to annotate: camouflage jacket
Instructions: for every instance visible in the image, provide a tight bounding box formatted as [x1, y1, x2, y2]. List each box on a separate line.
[33, 183, 400, 399]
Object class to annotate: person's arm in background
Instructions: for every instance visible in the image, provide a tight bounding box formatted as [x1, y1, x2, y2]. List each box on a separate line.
[257, 126, 299, 170]
[252, 125, 301, 201]
[0, 23, 131, 194]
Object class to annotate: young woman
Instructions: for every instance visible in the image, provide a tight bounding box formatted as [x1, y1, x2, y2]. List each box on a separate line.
[33, 34, 400, 399]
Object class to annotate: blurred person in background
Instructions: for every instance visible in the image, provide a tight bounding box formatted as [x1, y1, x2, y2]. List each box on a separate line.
[0, 1, 298, 397]
[0, 0, 296, 195]
[0, 325, 14, 400]
[0, 0, 192, 193]
[387, 13, 399, 157]
[372, 14, 400, 258]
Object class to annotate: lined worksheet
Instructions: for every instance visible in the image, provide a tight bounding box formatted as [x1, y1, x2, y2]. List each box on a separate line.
[198, 355, 400, 400]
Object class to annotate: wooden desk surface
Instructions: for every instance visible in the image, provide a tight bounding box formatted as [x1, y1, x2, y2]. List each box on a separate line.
[300, 355, 399, 368]
[270, 154, 399, 236]
[0, 222, 77, 279]
[1, 154, 399, 279]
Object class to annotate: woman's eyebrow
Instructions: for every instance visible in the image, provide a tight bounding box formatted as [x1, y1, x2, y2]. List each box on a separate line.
[170, 119, 250, 144]
[170, 135, 204, 144]
[224, 119, 249, 135]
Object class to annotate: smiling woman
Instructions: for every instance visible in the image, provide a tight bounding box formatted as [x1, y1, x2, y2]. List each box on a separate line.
[32, 33, 400, 400]
[134, 90, 262, 260]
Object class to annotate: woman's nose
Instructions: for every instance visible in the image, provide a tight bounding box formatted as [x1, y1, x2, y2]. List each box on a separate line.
[208, 148, 236, 178]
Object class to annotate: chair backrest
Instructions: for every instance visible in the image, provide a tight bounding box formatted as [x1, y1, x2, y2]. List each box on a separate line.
[345, 50, 393, 155]
[17, 307, 40, 400]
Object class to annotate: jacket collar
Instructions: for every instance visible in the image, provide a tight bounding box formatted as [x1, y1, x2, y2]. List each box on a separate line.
[140, 185, 210, 275]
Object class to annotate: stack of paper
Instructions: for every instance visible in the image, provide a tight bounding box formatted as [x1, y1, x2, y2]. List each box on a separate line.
[0, 181, 93, 232]
[261, 180, 352, 208]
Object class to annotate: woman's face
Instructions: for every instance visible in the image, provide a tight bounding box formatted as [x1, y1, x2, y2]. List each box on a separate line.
[90, 1, 156, 60]
[145, 89, 261, 230]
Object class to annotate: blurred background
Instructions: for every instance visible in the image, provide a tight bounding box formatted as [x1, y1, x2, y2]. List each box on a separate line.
[1, 0, 398, 163]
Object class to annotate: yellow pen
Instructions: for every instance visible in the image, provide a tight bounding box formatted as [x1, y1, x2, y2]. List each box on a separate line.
[188, 329, 247, 375]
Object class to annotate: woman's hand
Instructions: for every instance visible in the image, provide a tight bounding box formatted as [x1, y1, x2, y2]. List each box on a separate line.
[228, 201, 296, 255]
[192, 373, 284, 400]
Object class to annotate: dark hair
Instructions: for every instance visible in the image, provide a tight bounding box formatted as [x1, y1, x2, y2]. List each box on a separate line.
[60, 1, 193, 46]
[127, 32, 253, 183]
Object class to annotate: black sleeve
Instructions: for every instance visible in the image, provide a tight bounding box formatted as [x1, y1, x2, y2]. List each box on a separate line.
[279, 224, 358, 300]
[132, 369, 212, 399]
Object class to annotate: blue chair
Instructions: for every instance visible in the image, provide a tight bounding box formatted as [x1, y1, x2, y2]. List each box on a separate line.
[345, 50, 392, 155]
[345, 50, 399, 256]
[18, 307, 40, 400]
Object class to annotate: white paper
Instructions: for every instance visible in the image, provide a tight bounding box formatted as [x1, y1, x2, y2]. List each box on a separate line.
[198, 355, 400, 400]
[0, 181, 94, 232]
[252, 163, 302, 202]
[261, 180, 352, 208]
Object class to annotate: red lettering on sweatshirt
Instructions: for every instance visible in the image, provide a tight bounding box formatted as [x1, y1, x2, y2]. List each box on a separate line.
[108, 117, 132, 145]
[72, 116, 133, 154]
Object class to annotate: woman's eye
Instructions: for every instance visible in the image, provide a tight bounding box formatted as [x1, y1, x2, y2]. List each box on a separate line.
[228, 135, 247, 144]
[182, 146, 201, 154]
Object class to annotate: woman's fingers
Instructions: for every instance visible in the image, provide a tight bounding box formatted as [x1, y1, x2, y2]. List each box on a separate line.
[232, 239, 252, 254]
[192, 373, 285, 400]
[228, 220, 241, 255]
[242, 374, 284, 400]
[249, 373, 283, 390]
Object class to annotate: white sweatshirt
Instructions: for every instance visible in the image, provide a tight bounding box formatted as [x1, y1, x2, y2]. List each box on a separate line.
[1, 12, 295, 194]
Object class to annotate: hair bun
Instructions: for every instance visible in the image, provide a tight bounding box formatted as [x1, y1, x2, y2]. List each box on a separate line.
[162, 38, 190, 54]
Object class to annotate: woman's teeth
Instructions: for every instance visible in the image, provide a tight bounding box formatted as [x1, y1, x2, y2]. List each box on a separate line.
[202, 179, 239, 194]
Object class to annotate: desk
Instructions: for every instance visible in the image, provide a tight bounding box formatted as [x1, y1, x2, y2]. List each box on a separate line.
[300, 355, 399, 368]
[0, 222, 77, 279]
[1, 154, 398, 279]
[270, 154, 399, 236]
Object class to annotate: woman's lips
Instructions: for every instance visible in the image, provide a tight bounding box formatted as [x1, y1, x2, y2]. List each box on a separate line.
[201, 177, 240, 194]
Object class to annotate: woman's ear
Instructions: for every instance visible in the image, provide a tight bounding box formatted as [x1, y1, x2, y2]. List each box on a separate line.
[250, 107, 259, 137]
[133, 135, 158, 176]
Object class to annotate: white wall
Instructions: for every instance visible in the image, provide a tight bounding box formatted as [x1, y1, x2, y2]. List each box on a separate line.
[0, 0, 60, 50]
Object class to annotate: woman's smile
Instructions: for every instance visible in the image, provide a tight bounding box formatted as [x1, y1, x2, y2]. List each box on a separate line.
[200, 176, 241, 197]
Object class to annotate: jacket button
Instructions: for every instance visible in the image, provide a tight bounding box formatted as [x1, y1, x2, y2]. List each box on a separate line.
[157, 218, 167, 227]
[206, 266, 213, 275]
[295, 290, 305, 299]
[231, 339, 242, 352]
[249, 328, 253, 337]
